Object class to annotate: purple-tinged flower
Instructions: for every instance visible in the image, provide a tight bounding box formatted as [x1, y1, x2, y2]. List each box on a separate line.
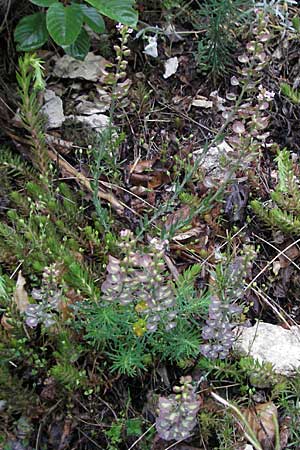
[230, 76, 239, 86]
[232, 121, 245, 134]
[155, 376, 201, 441]
[238, 54, 249, 63]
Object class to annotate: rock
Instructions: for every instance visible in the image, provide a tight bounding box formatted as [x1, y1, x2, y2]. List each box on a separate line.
[193, 140, 234, 179]
[66, 114, 110, 132]
[235, 322, 300, 376]
[41, 90, 65, 129]
[53, 52, 109, 82]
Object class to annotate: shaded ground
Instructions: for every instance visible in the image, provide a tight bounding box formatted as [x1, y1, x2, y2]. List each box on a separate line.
[1, 1, 300, 449]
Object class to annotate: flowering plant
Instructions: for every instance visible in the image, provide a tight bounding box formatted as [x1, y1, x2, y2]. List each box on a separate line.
[156, 376, 201, 441]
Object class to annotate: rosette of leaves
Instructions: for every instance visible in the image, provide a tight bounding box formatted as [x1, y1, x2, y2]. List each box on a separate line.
[101, 230, 177, 334]
[25, 263, 63, 328]
[14, 0, 138, 60]
[156, 376, 201, 441]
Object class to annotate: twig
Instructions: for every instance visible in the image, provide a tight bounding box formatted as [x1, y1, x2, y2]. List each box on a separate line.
[127, 423, 156, 450]
[244, 237, 300, 293]
[46, 147, 124, 215]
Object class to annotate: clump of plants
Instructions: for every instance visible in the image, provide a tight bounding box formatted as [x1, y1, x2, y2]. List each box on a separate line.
[251, 148, 300, 234]
[14, 0, 138, 60]
[81, 230, 209, 375]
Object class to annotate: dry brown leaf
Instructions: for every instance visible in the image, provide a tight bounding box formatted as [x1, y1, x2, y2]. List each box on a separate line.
[13, 271, 29, 314]
[278, 244, 300, 269]
[128, 158, 157, 174]
[242, 402, 278, 450]
[148, 171, 170, 190]
[173, 226, 204, 242]
[1, 314, 13, 331]
[165, 205, 191, 230]
[279, 415, 291, 449]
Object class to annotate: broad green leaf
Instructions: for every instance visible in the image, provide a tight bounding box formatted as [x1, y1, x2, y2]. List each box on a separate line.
[62, 28, 90, 60]
[79, 5, 105, 33]
[14, 12, 48, 51]
[30, 0, 57, 6]
[46, 3, 83, 46]
[84, 0, 138, 27]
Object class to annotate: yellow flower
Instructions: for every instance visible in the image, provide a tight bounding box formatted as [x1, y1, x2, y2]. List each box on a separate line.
[133, 319, 147, 337]
[135, 301, 148, 313]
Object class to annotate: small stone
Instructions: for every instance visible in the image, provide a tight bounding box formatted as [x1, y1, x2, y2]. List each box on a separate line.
[41, 90, 65, 129]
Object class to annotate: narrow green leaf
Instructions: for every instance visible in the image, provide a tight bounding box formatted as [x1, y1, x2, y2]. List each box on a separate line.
[84, 0, 138, 27]
[46, 3, 83, 46]
[14, 12, 48, 51]
[62, 28, 90, 61]
[30, 0, 57, 6]
[79, 5, 105, 33]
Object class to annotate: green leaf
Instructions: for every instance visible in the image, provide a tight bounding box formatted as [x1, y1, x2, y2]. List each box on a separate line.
[46, 3, 83, 46]
[79, 5, 105, 33]
[62, 28, 90, 61]
[30, 0, 57, 6]
[84, 0, 138, 27]
[292, 15, 300, 32]
[14, 12, 48, 51]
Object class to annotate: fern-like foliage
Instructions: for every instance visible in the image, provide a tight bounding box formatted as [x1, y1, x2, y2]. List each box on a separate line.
[0, 147, 36, 179]
[151, 321, 201, 363]
[194, 0, 252, 81]
[50, 363, 87, 391]
[251, 148, 300, 234]
[0, 173, 102, 300]
[80, 260, 209, 375]
[108, 342, 146, 376]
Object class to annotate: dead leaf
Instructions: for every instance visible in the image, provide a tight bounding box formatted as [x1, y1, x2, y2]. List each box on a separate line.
[192, 96, 213, 108]
[1, 314, 13, 331]
[279, 415, 291, 449]
[163, 57, 179, 79]
[128, 158, 158, 174]
[277, 244, 300, 269]
[148, 171, 170, 190]
[53, 53, 109, 81]
[165, 205, 191, 230]
[242, 402, 278, 450]
[13, 271, 29, 314]
[173, 227, 204, 241]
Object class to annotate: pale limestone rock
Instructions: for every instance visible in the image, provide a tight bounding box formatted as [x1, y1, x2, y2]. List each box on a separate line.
[66, 114, 110, 132]
[41, 90, 65, 129]
[53, 53, 108, 82]
[235, 322, 300, 375]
